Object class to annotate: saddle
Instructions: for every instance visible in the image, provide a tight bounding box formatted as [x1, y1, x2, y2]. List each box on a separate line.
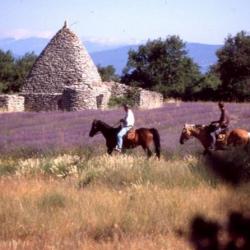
[125, 128, 136, 141]
[206, 124, 229, 144]
[217, 131, 227, 142]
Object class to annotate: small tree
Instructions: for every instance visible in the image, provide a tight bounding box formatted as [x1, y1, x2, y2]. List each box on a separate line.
[97, 64, 120, 82]
[108, 87, 140, 108]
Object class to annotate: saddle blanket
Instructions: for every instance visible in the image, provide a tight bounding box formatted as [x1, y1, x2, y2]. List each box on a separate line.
[125, 128, 136, 140]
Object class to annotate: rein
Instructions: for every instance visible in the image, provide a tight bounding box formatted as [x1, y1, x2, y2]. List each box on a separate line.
[95, 121, 121, 136]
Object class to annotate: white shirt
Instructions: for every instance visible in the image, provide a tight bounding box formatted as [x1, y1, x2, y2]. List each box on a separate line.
[124, 109, 135, 127]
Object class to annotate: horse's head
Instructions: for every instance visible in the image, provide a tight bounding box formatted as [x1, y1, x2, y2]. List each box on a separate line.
[89, 119, 101, 137]
[180, 124, 207, 144]
[179, 124, 195, 144]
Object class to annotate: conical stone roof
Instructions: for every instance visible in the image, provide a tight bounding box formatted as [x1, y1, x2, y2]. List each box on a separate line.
[22, 22, 102, 93]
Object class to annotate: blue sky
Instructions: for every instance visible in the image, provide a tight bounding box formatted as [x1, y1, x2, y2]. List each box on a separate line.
[1, 0, 250, 44]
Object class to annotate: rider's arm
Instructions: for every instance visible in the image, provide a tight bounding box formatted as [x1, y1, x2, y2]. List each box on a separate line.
[211, 120, 219, 124]
[125, 110, 135, 127]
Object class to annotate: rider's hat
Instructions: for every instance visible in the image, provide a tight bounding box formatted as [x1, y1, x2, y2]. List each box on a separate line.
[218, 102, 224, 108]
[123, 104, 129, 109]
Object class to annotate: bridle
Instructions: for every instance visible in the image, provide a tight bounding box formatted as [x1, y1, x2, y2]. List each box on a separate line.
[92, 120, 121, 136]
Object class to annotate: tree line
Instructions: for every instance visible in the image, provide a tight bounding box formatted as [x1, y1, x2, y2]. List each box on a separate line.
[0, 31, 250, 101]
[100, 31, 250, 102]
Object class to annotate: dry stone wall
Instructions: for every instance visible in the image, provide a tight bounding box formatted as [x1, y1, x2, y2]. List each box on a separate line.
[60, 84, 111, 111]
[0, 95, 24, 112]
[61, 86, 97, 111]
[103, 81, 163, 109]
[21, 93, 62, 111]
[139, 90, 164, 109]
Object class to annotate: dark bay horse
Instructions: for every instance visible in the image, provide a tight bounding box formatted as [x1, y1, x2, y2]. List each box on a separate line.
[179, 123, 250, 154]
[89, 120, 161, 158]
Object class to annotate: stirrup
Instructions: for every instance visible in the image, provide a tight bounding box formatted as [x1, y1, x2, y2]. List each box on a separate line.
[114, 146, 121, 152]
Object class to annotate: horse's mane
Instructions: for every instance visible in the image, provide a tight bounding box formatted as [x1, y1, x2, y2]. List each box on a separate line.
[96, 120, 120, 129]
[185, 124, 207, 130]
[195, 124, 206, 129]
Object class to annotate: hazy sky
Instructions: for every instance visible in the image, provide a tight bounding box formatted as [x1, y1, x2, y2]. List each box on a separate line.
[1, 0, 250, 44]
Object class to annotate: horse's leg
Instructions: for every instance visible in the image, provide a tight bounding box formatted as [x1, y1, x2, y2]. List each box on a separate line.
[107, 148, 113, 155]
[146, 146, 152, 158]
[141, 144, 152, 158]
[203, 148, 211, 155]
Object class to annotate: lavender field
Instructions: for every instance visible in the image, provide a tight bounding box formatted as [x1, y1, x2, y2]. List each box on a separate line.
[0, 102, 250, 155]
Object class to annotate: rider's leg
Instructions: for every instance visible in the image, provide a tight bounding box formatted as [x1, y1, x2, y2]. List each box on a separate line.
[210, 128, 222, 150]
[116, 127, 130, 150]
[210, 131, 216, 150]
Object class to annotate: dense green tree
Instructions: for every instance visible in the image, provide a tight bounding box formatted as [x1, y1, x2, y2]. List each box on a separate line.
[0, 50, 37, 93]
[121, 36, 202, 98]
[184, 66, 221, 101]
[97, 64, 120, 82]
[11, 52, 37, 92]
[0, 50, 15, 92]
[216, 31, 250, 101]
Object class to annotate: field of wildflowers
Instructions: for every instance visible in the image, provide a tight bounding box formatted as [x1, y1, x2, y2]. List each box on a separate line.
[0, 102, 250, 249]
[1, 102, 250, 155]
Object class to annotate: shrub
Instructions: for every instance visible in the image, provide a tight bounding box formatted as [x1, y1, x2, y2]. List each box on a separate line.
[108, 87, 141, 108]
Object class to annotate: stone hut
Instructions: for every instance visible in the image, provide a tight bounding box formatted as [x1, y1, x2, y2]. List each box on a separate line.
[21, 21, 108, 111]
[18, 22, 163, 111]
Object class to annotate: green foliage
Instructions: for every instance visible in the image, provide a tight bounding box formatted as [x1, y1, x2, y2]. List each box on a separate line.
[184, 69, 221, 101]
[0, 50, 37, 93]
[216, 31, 250, 101]
[108, 87, 140, 108]
[121, 36, 202, 98]
[0, 50, 15, 92]
[97, 64, 120, 82]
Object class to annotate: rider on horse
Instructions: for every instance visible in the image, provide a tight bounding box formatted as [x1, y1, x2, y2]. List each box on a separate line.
[115, 104, 135, 152]
[209, 102, 230, 150]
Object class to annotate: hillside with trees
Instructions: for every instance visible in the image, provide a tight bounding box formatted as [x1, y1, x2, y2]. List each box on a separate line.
[120, 31, 250, 101]
[0, 31, 250, 102]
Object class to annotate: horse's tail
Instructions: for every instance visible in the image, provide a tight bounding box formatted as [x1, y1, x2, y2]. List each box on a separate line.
[150, 128, 161, 158]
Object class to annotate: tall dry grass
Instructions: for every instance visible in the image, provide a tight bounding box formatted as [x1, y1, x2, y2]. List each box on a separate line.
[0, 153, 249, 249]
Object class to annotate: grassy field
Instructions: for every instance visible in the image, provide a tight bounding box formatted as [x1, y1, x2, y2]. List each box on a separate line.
[0, 102, 250, 249]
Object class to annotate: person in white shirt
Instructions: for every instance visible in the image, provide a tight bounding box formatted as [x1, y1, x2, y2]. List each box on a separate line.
[115, 104, 135, 152]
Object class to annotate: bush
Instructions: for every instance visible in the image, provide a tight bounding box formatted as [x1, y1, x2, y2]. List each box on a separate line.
[108, 87, 140, 108]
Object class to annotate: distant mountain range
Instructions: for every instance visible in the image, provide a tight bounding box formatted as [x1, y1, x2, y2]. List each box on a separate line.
[0, 37, 222, 74]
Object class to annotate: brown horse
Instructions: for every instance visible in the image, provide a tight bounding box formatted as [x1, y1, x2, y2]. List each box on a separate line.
[89, 119, 161, 158]
[179, 124, 250, 154]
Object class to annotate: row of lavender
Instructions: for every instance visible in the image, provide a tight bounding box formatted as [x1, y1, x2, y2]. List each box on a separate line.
[0, 102, 249, 155]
